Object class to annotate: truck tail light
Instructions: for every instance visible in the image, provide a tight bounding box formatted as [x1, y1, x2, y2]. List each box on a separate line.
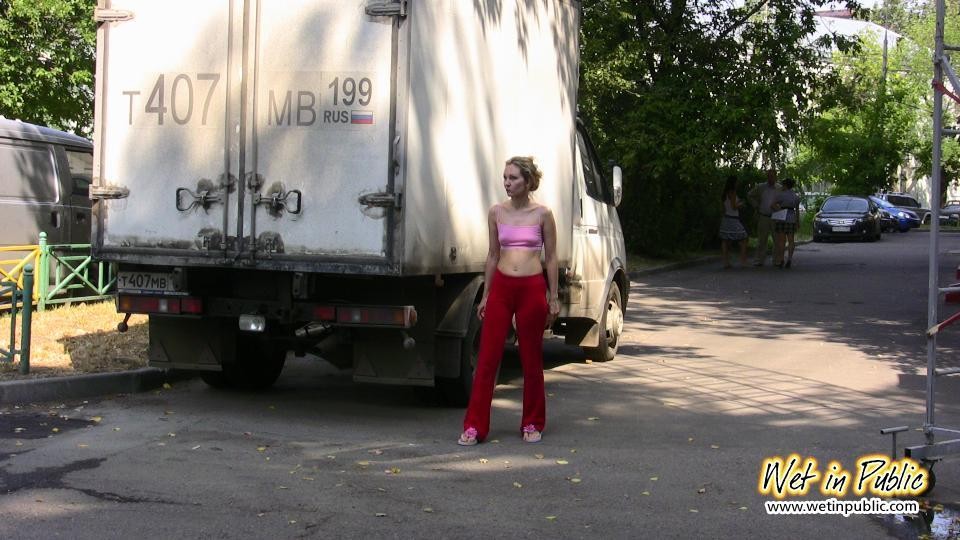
[118, 295, 202, 315]
[312, 305, 336, 321]
[335, 305, 417, 328]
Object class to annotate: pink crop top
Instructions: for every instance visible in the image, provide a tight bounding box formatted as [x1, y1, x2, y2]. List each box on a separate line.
[498, 223, 543, 250]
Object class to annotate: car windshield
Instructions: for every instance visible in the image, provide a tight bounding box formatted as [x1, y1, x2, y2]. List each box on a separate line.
[886, 195, 919, 207]
[822, 197, 868, 213]
[871, 197, 893, 209]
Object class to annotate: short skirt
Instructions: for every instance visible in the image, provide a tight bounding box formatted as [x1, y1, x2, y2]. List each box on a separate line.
[719, 215, 748, 241]
[774, 220, 798, 234]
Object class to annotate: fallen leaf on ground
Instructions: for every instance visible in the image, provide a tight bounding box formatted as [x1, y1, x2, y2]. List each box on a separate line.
[650, 477, 658, 481]
[556, 459, 569, 465]
[113, 427, 120, 432]
[369, 449, 383, 455]
[545, 516, 557, 521]
[569, 478, 582, 484]
[513, 482, 523, 488]
[14, 441, 22, 446]
[257, 447, 268, 452]
[377, 488, 387, 492]
[570, 449, 577, 454]
[689, 509, 699, 513]
[191, 445, 201, 450]
[534, 454, 544, 460]
[277, 486, 289, 490]
[167, 433, 176, 438]
[356, 461, 370, 468]
[710, 445, 719, 449]
[51, 428, 59, 433]
[288, 520, 297, 524]
[585, 359, 593, 364]
[587, 417, 600, 421]
[479, 458, 489, 464]
[303, 477, 314, 481]
[90, 417, 102, 423]
[642, 491, 650, 496]
[739, 507, 747, 511]
[490, 439, 500, 444]
[423, 508, 434, 513]
[162, 383, 172, 390]
[698, 488, 706, 494]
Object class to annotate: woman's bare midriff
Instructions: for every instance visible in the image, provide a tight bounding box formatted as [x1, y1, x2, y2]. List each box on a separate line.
[498, 247, 543, 277]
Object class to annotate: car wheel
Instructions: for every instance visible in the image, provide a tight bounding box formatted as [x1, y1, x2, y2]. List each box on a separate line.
[813, 235, 823, 243]
[584, 282, 623, 362]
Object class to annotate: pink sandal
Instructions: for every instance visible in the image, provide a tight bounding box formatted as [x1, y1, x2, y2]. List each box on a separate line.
[458, 427, 478, 446]
[522, 424, 542, 443]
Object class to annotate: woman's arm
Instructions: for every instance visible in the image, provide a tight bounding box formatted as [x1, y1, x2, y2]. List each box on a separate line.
[478, 205, 501, 320]
[542, 207, 560, 325]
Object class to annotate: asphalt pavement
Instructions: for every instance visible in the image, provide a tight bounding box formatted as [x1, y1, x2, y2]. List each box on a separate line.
[3, 231, 960, 539]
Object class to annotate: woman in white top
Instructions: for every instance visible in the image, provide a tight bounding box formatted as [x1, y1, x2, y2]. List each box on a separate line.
[718, 175, 748, 268]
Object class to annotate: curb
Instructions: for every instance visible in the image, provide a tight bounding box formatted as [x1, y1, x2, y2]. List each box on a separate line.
[0, 368, 192, 405]
[628, 256, 717, 280]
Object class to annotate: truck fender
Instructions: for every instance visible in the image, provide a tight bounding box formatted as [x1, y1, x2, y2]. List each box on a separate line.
[433, 275, 484, 378]
[578, 259, 629, 347]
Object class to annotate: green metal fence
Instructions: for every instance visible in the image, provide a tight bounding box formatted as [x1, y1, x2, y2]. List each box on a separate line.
[1, 235, 115, 373]
[35, 233, 116, 311]
[0, 265, 33, 373]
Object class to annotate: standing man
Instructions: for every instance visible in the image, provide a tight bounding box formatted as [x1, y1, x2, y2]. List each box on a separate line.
[748, 168, 780, 267]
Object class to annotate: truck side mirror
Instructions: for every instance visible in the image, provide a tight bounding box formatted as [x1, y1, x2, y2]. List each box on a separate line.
[612, 166, 623, 207]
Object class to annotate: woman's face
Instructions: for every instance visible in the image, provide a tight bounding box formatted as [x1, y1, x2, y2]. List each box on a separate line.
[503, 164, 528, 198]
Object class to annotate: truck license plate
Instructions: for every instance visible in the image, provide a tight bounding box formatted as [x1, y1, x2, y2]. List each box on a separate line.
[117, 272, 181, 294]
[833, 226, 850, 232]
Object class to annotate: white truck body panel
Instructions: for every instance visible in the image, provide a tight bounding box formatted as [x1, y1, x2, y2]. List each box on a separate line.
[93, 0, 583, 276]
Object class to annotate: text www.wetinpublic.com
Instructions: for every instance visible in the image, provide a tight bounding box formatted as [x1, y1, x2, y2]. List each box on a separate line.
[765, 497, 919, 517]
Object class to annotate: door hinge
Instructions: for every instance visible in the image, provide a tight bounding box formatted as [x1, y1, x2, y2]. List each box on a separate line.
[89, 185, 130, 200]
[358, 192, 401, 209]
[94, 8, 134, 23]
[366, 0, 407, 17]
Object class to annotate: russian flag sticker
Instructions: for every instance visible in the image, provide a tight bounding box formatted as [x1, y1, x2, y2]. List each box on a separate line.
[351, 111, 374, 125]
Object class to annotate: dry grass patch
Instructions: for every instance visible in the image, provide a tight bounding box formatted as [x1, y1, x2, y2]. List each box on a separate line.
[0, 301, 147, 380]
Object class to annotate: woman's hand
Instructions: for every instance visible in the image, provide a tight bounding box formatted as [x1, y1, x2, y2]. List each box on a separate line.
[477, 297, 488, 320]
[546, 297, 560, 328]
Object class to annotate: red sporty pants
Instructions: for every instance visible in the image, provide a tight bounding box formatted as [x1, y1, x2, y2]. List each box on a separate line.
[463, 269, 548, 442]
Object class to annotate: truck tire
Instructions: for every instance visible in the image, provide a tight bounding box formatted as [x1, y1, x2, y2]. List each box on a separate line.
[584, 282, 623, 362]
[224, 334, 286, 390]
[200, 371, 233, 389]
[437, 308, 481, 407]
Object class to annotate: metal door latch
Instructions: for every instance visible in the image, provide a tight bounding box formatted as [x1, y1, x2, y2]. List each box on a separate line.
[365, 0, 407, 17]
[254, 183, 302, 217]
[358, 192, 400, 209]
[94, 8, 134, 22]
[177, 178, 228, 212]
[90, 185, 130, 200]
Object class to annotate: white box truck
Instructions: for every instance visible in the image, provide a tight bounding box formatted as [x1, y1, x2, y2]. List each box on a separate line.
[92, 0, 628, 403]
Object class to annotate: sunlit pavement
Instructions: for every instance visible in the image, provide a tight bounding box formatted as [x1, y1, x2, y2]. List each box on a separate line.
[2, 232, 959, 538]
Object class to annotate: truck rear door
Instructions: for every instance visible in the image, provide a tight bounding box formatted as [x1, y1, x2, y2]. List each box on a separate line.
[95, 0, 397, 267]
[95, 0, 239, 259]
[247, 0, 397, 263]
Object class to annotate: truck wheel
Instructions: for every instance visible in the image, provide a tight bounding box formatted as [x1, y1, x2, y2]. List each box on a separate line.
[437, 308, 481, 407]
[223, 334, 286, 390]
[584, 282, 623, 362]
[200, 371, 233, 389]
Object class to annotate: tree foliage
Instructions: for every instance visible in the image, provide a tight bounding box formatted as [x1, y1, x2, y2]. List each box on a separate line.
[580, 0, 851, 255]
[0, 0, 96, 136]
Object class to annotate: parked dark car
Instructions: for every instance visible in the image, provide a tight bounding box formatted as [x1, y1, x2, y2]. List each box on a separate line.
[941, 200, 960, 225]
[876, 192, 931, 224]
[869, 196, 919, 232]
[0, 117, 93, 246]
[813, 195, 882, 242]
